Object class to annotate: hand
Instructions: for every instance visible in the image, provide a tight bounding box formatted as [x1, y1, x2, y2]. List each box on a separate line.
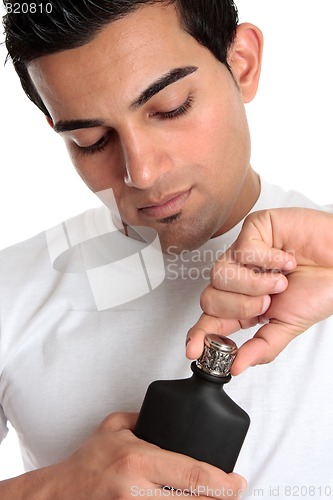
[48, 412, 246, 499]
[186, 208, 333, 375]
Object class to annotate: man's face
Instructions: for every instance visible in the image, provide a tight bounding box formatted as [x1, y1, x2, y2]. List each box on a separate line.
[28, 2, 259, 253]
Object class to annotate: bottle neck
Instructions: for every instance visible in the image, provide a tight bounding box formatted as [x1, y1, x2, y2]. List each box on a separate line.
[190, 361, 231, 385]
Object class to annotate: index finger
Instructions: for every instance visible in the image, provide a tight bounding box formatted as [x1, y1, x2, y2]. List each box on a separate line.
[146, 446, 247, 498]
[186, 314, 244, 360]
[230, 239, 296, 272]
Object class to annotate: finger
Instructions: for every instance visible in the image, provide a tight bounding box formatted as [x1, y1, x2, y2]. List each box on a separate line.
[147, 450, 247, 499]
[200, 286, 271, 320]
[141, 487, 244, 499]
[211, 260, 289, 295]
[186, 320, 239, 360]
[137, 491, 231, 499]
[186, 314, 257, 360]
[231, 321, 299, 375]
[231, 238, 296, 272]
[153, 486, 244, 499]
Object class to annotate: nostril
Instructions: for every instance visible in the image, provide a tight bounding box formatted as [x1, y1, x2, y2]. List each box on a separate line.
[124, 172, 133, 186]
[123, 163, 158, 190]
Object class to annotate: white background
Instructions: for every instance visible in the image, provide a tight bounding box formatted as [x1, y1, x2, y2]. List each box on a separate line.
[0, 0, 332, 480]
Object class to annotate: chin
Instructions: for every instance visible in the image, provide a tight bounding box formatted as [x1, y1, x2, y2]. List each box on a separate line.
[148, 205, 224, 254]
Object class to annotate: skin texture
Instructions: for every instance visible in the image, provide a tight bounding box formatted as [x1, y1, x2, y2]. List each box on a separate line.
[187, 208, 333, 375]
[28, 3, 263, 254]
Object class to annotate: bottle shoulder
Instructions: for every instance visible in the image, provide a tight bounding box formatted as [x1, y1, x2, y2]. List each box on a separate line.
[146, 376, 249, 422]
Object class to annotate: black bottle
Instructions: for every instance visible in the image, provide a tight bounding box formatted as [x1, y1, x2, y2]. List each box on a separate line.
[134, 334, 250, 473]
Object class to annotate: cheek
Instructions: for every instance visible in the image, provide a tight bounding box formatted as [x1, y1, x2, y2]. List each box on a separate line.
[208, 98, 250, 165]
[181, 102, 250, 199]
[182, 106, 245, 167]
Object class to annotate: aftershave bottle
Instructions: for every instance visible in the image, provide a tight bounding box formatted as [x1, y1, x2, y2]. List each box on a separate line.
[134, 334, 250, 473]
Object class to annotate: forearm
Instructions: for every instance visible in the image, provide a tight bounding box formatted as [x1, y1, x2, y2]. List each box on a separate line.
[0, 467, 57, 500]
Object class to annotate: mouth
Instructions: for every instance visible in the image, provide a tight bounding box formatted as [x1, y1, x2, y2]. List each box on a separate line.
[139, 189, 192, 219]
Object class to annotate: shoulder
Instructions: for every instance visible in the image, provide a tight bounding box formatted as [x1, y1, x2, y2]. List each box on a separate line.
[0, 230, 48, 283]
[0, 205, 109, 284]
[258, 177, 331, 211]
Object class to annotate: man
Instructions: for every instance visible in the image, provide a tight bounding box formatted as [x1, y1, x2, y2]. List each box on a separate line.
[1, 0, 333, 498]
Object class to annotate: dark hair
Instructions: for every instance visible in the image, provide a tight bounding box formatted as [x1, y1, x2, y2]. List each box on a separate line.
[2, 0, 238, 117]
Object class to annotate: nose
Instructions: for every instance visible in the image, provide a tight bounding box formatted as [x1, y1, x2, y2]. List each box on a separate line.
[121, 126, 172, 189]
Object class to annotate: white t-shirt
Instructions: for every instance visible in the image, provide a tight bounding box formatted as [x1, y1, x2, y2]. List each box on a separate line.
[0, 178, 332, 499]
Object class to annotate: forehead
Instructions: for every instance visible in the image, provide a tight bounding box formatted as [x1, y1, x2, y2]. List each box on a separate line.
[28, 3, 210, 120]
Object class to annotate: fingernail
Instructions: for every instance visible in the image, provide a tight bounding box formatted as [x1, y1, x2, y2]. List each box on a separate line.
[285, 260, 296, 270]
[261, 295, 271, 314]
[274, 278, 286, 293]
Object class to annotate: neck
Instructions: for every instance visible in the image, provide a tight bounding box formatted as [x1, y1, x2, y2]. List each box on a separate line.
[212, 168, 260, 238]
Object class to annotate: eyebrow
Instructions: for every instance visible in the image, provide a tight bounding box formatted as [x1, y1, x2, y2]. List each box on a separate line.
[53, 65, 198, 133]
[53, 119, 105, 134]
[130, 65, 198, 108]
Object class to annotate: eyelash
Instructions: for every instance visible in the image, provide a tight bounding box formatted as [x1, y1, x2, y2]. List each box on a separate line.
[78, 134, 110, 156]
[78, 95, 194, 156]
[151, 94, 194, 120]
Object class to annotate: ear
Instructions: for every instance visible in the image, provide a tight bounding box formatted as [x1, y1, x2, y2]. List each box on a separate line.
[45, 115, 54, 129]
[227, 23, 263, 103]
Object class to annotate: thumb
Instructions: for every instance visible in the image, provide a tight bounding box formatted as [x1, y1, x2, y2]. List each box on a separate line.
[231, 321, 298, 375]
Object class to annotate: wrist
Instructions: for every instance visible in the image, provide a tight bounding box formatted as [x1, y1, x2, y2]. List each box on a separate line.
[0, 466, 59, 500]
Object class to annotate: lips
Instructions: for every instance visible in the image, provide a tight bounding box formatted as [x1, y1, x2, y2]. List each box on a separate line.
[139, 189, 192, 219]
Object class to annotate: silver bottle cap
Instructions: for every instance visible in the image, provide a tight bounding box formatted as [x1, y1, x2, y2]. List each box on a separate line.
[196, 334, 237, 377]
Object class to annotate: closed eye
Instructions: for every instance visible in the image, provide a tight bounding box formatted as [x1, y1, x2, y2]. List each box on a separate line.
[151, 95, 194, 120]
[75, 95, 193, 156]
[77, 133, 111, 156]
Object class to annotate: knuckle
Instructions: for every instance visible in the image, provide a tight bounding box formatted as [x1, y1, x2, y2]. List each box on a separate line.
[99, 412, 123, 431]
[183, 465, 210, 493]
[115, 449, 147, 476]
[200, 287, 213, 314]
[240, 296, 257, 319]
